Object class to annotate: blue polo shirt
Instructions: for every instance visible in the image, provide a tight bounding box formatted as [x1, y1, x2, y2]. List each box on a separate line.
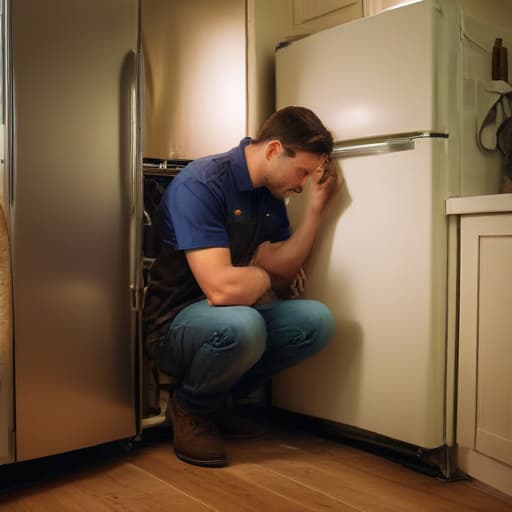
[159, 137, 291, 259]
[143, 138, 292, 338]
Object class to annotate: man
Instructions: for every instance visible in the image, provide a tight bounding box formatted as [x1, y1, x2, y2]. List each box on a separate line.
[143, 106, 338, 467]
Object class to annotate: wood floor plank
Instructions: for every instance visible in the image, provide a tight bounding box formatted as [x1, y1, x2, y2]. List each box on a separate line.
[0, 485, 115, 512]
[73, 462, 216, 511]
[245, 457, 458, 512]
[269, 432, 512, 512]
[0, 462, 215, 512]
[225, 432, 512, 512]
[131, 444, 331, 512]
[1, 425, 511, 512]
[224, 463, 359, 511]
[289, 437, 512, 511]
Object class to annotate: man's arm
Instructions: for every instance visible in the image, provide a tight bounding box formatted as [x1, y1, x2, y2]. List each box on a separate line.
[186, 247, 271, 306]
[254, 162, 339, 284]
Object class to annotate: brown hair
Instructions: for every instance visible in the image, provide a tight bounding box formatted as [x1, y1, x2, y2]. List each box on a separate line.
[252, 106, 333, 157]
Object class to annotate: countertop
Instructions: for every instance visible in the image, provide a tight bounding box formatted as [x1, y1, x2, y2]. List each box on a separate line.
[446, 193, 512, 215]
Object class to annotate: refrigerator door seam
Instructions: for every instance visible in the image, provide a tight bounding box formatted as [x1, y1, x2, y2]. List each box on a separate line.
[1, 0, 15, 465]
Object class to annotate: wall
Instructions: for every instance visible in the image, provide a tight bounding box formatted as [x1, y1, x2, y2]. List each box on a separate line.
[458, 0, 512, 31]
[247, 0, 294, 136]
[367, 0, 512, 28]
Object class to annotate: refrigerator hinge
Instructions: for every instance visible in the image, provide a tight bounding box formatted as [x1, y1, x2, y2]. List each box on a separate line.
[130, 286, 144, 312]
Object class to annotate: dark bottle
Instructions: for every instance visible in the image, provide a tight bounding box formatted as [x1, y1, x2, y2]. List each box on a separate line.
[492, 38, 508, 82]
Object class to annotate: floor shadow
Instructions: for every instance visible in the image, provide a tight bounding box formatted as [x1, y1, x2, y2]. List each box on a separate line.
[0, 439, 133, 499]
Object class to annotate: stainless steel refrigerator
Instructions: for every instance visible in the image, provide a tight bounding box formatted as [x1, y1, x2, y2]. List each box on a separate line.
[272, 0, 511, 476]
[0, 0, 144, 464]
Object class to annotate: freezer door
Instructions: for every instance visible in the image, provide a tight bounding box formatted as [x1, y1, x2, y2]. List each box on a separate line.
[276, 0, 451, 141]
[272, 138, 450, 449]
[10, 0, 139, 461]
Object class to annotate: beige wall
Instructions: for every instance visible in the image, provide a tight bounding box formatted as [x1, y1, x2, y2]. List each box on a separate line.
[247, 0, 294, 136]
[372, 0, 512, 29]
[457, 0, 512, 30]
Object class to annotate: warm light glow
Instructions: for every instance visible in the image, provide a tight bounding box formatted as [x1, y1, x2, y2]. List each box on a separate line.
[383, 0, 423, 12]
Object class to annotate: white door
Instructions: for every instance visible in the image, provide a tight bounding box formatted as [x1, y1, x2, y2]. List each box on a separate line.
[272, 137, 449, 449]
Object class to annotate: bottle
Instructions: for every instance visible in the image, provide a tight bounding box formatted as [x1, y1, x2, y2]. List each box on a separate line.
[492, 38, 508, 82]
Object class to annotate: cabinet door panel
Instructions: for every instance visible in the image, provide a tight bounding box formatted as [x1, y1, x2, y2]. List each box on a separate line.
[293, 0, 362, 34]
[458, 214, 512, 470]
[476, 235, 512, 466]
[295, 0, 357, 23]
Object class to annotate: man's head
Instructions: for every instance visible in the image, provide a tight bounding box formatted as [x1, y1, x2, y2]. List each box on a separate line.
[250, 106, 333, 199]
[253, 106, 333, 157]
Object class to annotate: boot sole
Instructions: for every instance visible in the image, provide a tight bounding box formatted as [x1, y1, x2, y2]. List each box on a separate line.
[175, 450, 227, 468]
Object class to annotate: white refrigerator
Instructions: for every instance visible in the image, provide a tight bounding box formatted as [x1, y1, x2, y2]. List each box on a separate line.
[272, 0, 511, 476]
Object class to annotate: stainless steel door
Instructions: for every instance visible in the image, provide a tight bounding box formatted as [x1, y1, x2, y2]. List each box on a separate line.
[0, 202, 13, 465]
[142, 0, 246, 160]
[10, 0, 139, 461]
[0, 0, 14, 465]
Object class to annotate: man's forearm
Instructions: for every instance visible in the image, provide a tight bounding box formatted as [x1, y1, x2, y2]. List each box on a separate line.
[207, 265, 271, 306]
[254, 209, 323, 282]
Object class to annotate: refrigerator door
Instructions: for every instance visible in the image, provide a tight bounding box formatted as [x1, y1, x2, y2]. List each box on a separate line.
[10, 0, 139, 461]
[142, 0, 246, 160]
[0, 205, 13, 464]
[276, 0, 449, 141]
[0, 1, 14, 465]
[273, 137, 450, 449]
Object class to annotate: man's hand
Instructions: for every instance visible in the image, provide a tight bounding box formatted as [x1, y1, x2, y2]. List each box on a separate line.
[289, 267, 306, 299]
[308, 155, 339, 215]
[247, 158, 340, 295]
[250, 245, 307, 303]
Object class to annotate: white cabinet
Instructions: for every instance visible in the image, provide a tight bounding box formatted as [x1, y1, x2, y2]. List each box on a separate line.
[364, 0, 422, 17]
[448, 195, 512, 497]
[292, 0, 362, 34]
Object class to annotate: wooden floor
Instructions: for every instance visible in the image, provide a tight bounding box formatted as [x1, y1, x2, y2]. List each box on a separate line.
[1, 423, 511, 512]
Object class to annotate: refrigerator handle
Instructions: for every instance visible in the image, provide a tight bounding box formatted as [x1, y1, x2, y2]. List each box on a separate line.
[331, 132, 448, 159]
[129, 42, 144, 313]
[5, 1, 15, 211]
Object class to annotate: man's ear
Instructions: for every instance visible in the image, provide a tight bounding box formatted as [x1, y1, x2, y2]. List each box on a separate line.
[264, 140, 282, 161]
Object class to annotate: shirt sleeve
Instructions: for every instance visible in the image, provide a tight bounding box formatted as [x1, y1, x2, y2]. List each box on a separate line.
[165, 180, 229, 251]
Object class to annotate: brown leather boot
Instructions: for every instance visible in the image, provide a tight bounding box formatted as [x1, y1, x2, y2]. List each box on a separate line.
[214, 406, 269, 439]
[166, 394, 227, 467]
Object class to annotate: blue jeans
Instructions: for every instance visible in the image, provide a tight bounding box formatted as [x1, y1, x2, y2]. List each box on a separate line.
[151, 298, 334, 414]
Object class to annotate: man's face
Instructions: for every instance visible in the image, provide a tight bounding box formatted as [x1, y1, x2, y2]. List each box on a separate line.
[263, 149, 325, 200]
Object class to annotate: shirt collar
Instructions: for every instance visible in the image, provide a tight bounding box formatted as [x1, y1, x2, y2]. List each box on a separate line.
[230, 137, 254, 192]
